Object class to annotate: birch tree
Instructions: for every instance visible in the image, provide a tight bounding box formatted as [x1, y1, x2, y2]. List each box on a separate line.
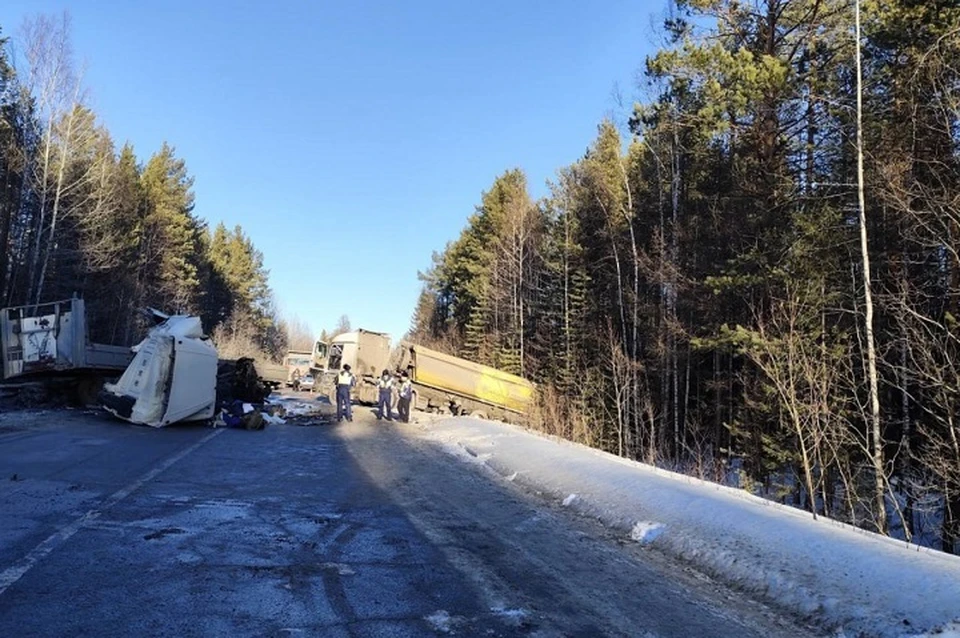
[17, 13, 93, 305]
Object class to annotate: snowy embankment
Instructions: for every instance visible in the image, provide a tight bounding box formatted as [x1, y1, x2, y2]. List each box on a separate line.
[421, 416, 960, 638]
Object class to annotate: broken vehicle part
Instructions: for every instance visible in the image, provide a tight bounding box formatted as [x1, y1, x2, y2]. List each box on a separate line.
[100, 315, 217, 427]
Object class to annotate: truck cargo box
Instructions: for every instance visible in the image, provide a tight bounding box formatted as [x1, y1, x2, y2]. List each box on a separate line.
[398, 342, 534, 416]
[1, 297, 132, 381]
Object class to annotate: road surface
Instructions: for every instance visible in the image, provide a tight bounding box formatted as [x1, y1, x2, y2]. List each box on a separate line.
[0, 398, 813, 637]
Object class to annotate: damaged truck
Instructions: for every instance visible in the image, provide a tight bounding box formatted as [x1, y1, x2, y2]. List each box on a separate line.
[100, 311, 219, 427]
[397, 341, 534, 422]
[314, 327, 535, 421]
[319, 329, 392, 403]
[0, 296, 134, 404]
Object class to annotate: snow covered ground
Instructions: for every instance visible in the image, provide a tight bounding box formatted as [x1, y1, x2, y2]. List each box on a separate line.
[420, 416, 960, 638]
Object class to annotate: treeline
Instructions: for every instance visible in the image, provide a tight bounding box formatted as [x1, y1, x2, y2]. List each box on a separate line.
[0, 16, 284, 359]
[411, 0, 960, 553]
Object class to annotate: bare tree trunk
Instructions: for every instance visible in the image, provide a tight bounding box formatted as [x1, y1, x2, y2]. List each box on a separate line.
[855, 0, 887, 534]
[653, 138, 669, 462]
[714, 350, 722, 460]
[945, 492, 960, 555]
[683, 347, 691, 457]
[0, 164, 16, 301]
[35, 86, 86, 305]
[899, 276, 915, 537]
[670, 125, 681, 461]
[618, 153, 641, 462]
[943, 408, 960, 553]
[563, 204, 572, 392]
[27, 108, 56, 305]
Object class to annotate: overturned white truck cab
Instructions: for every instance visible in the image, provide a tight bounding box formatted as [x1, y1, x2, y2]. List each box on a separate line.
[100, 314, 218, 427]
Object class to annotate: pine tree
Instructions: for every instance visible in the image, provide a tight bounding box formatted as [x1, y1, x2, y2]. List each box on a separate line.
[138, 143, 204, 314]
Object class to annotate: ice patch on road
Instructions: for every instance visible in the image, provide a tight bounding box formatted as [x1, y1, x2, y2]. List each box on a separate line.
[491, 607, 528, 627]
[630, 521, 665, 544]
[906, 621, 960, 638]
[192, 498, 253, 522]
[436, 438, 492, 467]
[320, 562, 355, 576]
[424, 610, 463, 633]
[175, 551, 203, 565]
[562, 493, 578, 507]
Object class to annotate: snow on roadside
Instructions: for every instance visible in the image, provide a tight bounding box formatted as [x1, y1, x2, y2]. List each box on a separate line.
[906, 621, 960, 638]
[422, 416, 960, 638]
[424, 609, 462, 633]
[630, 521, 664, 544]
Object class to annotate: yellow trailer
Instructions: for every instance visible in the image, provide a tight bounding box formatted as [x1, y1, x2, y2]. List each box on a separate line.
[397, 341, 534, 420]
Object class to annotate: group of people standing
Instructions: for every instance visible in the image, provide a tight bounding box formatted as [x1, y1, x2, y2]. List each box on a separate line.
[334, 365, 414, 423]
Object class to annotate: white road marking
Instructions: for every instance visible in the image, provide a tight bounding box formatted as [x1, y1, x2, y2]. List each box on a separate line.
[0, 428, 223, 595]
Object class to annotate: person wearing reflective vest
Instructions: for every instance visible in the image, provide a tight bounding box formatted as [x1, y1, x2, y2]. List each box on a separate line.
[336, 364, 355, 422]
[397, 372, 413, 423]
[376, 369, 394, 421]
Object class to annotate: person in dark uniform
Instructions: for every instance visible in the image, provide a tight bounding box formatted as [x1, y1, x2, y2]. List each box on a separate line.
[376, 369, 394, 420]
[397, 372, 413, 423]
[336, 364, 355, 422]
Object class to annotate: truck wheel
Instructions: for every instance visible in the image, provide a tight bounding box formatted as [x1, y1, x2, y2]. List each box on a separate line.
[77, 376, 104, 406]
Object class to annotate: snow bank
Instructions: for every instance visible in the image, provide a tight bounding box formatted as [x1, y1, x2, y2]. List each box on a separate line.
[423, 417, 960, 637]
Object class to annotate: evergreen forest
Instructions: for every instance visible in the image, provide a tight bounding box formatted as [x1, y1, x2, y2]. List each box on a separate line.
[409, 0, 960, 553]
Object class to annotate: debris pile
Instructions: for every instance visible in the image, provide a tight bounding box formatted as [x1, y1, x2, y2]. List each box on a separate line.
[215, 400, 266, 430]
[263, 394, 333, 425]
[216, 357, 271, 405]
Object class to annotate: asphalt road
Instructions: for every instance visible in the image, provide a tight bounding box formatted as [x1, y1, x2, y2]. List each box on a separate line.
[0, 398, 813, 637]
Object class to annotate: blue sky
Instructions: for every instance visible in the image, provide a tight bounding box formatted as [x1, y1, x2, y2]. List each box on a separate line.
[1, 0, 660, 345]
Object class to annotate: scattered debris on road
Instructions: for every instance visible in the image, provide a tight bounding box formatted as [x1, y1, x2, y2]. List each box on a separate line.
[264, 393, 334, 426]
[216, 357, 271, 405]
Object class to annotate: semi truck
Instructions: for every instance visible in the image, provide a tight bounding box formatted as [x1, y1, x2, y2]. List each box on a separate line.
[396, 341, 535, 421]
[319, 329, 392, 403]
[313, 328, 535, 420]
[309, 338, 328, 379]
[239, 351, 315, 391]
[255, 361, 290, 389]
[0, 296, 134, 404]
[283, 350, 313, 387]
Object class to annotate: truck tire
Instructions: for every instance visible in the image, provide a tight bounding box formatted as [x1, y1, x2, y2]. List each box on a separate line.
[76, 376, 104, 406]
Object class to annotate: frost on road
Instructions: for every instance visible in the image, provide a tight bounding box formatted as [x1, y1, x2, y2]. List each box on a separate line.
[0, 407, 814, 637]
